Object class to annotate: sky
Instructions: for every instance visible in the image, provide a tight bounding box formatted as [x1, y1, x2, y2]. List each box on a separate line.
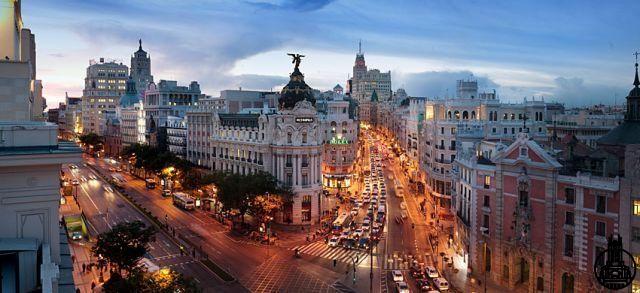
[21, 0, 640, 108]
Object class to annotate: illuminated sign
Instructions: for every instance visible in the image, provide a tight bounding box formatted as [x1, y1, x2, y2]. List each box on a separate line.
[295, 117, 315, 123]
[329, 137, 349, 145]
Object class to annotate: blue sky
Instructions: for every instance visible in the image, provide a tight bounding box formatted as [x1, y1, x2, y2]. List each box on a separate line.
[23, 0, 640, 107]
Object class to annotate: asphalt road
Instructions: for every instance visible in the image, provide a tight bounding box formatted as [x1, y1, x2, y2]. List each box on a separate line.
[65, 161, 243, 292]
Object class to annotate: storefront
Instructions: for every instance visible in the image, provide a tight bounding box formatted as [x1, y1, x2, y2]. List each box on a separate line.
[322, 173, 353, 189]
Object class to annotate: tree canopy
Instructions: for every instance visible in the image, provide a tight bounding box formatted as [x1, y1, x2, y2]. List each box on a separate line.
[78, 132, 103, 151]
[92, 220, 156, 274]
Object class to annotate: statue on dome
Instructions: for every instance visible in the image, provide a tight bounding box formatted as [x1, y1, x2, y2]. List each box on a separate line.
[287, 53, 305, 70]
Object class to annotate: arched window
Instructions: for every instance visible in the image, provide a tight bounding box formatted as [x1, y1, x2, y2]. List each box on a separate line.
[503, 113, 508, 120]
[561, 273, 574, 293]
[537, 277, 544, 291]
[511, 113, 515, 120]
[471, 111, 476, 119]
[302, 132, 307, 143]
[462, 111, 469, 120]
[454, 111, 460, 120]
[448, 111, 452, 119]
[342, 121, 348, 134]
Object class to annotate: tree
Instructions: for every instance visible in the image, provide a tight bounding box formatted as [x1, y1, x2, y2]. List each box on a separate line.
[78, 132, 103, 152]
[144, 269, 200, 293]
[92, 220, 156, 274]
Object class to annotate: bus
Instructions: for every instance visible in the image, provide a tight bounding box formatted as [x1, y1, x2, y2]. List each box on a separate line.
[332, 213, 352, 234]
[173, 192, 195, 210]
[145, 179, 156, 189]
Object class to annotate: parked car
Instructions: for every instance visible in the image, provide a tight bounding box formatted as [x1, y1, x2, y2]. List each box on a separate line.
[391, 270, 404, 282]
[71, 179, 79, 185]
[433, 278, 449, 291]
[415, 279, 433, 292]
[395, 281, 410, 293]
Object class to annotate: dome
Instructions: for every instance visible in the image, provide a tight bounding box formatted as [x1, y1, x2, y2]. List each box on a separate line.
[279, 67, 315, 109]
[119, 76, 140, 107]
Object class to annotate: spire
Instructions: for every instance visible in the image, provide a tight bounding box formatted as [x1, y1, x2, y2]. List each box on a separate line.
[358, 40, 362, 54]
[635, 62, 640, 88]
[139, 39, 142, 51]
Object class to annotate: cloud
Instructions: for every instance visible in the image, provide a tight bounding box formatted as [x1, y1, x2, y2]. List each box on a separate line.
[396, 70, 500, 98]
[246, 0, 335, 11]
[550, 76, 628, 106]
[223, 74, 289, 91]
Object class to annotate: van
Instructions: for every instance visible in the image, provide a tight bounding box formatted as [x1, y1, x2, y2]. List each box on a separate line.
[434, 278, 449, 291]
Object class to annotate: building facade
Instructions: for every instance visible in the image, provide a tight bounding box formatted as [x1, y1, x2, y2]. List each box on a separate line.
[143, 79, 200, 138]
[549, 107, 623, 148]
[348, 45, 392, 103]
[81, 59, 128, 135]
[186, 97, 225, 169]
[166, 115, 187, 158]
[130, 39, 153, 94]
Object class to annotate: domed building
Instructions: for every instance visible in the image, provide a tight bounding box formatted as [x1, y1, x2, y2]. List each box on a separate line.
[278, 66, 315, 109]
[119, 76, 139, 108]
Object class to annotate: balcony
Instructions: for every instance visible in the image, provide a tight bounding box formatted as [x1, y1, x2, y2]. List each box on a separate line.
[456, 211, 470, 227]
[435, 158, 452, 164]
[435, 145, 445, 150]
[449, 145, 456, 151]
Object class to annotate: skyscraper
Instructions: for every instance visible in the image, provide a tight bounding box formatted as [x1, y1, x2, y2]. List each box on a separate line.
[347, 42, 392, 103]
[130, 39, 153, 94]
[81, 58, 129, 135]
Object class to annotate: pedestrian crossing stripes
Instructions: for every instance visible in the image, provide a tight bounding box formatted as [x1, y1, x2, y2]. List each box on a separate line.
[290, 241, 368, 264]
[381, 254, 411, 271]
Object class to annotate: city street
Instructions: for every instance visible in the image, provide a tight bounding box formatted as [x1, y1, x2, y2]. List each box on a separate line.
[63, 162, 245, 292]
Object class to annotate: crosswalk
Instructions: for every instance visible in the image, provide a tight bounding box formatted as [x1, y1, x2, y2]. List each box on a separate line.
[290, 241, 368, 264]
[381, 252, 434, 271]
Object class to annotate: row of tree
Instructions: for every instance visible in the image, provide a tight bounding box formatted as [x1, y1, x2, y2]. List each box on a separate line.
[122, 144, 293, 226]
[93, 220, 199, 292]
[78, 132, 103, 153]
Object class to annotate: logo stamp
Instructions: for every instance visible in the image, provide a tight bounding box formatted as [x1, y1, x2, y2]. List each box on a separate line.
[594, 235, 636, 290]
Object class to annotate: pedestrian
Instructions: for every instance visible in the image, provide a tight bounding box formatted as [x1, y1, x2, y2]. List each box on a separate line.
[91, 281, 96, 290]
[82, 263, 86, 273]
[71, 255, 76, 263]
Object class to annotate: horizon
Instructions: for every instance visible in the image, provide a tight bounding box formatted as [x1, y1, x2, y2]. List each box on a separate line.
[23, 0, 640, 108]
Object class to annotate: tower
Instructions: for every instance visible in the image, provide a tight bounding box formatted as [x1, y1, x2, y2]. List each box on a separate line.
[131, 39, 153, 94]
[353, 40, 367, 80]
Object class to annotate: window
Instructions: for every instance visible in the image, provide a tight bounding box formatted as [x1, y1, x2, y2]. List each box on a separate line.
[537, 277, 544, 291]
[632, 227, 640, 242]
[595, 221, 606, 237]
[286, 173, 293, 186]
[483, 214, 490, 230]
[595, 246, 605, 267]
[519, 190, 529, 207]
[301, 195, 312, 221]
[302, 174, 309, 186]
[634, 200, 640, 216]
[520, 147, 528, 157]
[302, 132, 307, 143]
[562, 273, 574, 293]
[564, 234, 573, 257]
[451, 128, 456, 134]
[441, 127, 444, 134]
[483, 195, 490, 208]
[484, 176, 491, 189]
[287, 132, 292, 143]
[302, 155, 308, 167]
[596, 195, 606, 214]
[565, 211, 574, 226]
[565, 188, 575, 204]
[492, 127, 496, 133]
[503, 128, 507, 134]
[286, 155, 292, 167]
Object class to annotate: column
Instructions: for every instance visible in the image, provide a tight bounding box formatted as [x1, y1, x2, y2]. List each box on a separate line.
[296, 153, 301, 186]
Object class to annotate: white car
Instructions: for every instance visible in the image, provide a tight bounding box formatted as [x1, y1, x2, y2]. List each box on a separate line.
[391, 270, 404, 282]
[362, 222, 371, 231]
[103, 186, 113, 193]
[350, 208, 359, 216]
[328, 236, 339, 247]
[71, 179, 79, 186]
[426, 266, 439, 278]
[434, 278, 449, 291]
[353, 229, 364, 237]
[395, 281, 410, 293]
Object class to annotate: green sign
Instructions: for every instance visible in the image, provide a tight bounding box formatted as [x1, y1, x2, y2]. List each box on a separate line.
[329, 137, 349, 145]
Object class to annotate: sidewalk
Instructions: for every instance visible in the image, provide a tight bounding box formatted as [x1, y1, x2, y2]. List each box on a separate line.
[60, 194, 110, 292]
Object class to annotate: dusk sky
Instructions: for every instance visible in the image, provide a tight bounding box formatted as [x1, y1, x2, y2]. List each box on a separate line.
[23, 0, 640, 108]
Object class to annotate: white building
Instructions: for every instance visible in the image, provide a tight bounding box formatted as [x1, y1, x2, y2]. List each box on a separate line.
[81, 58, 128, 135]
[220, 89, 278, 114]
[120, 102, 146, 147]
[143, 79, 200, 136]
[186, 97, 226, 168]
[549, 107, 623, 148]
[166, 115, 187, 158]
[207, 62, 324, 225]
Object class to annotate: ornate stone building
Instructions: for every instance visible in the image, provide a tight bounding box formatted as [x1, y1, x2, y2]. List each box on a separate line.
[207, 57, 324, 225]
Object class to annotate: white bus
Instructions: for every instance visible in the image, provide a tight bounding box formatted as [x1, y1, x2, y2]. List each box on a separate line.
[332, 213, 352, 234]
[172, 192, 195, 211]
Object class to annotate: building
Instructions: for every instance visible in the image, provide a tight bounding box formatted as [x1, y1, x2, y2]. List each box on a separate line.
[452, 61, 640, 292]
[0, 2, 81, 292]
[63, 93, 82, 136]
[549, 107, 623, 148]
[186, 97, 225, 169]
[347, 43, 392, 103]
[207, 59, 324, 225]
[316, 91, 359, 190]
[221, 89, 278, 114]
[143, 79, 200, 141]
[81, 58, 128, 135]
[166, 115, 187, 158]
[120, 102, 146, 147]
[104, 117, 122, 156]
[130, 39, 153, 94]
[419, 80, 549, 218]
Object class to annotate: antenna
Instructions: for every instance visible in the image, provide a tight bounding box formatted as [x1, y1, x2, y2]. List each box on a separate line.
[358, 39, 362, 54]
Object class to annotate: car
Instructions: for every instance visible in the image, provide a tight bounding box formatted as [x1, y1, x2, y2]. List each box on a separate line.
[71, 231, 82, 241]
[103, 186, 113, 193]
[328, 236, 339, 247]
[350, 208, 359, 216]
[425, 266, 438, 278]
[433, 278, 449, 291]
[353, 229, 364, 237]
[116, 168, 122, 172]
[396, 281, 410, 293]
[372, 226, 380, 235]
[340, 230, 351, 240]
[108, 167, 116, 172]
[342, 238, 356, 249]
[391, 270, 404, 282]
[71, 179, 79, 185]
[415, 279, 433, 292]
[358, 237, 370, 249]
[88, 174, 97, 180]
[80, 176, 87, 182]
[69, 165, 77, 169]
